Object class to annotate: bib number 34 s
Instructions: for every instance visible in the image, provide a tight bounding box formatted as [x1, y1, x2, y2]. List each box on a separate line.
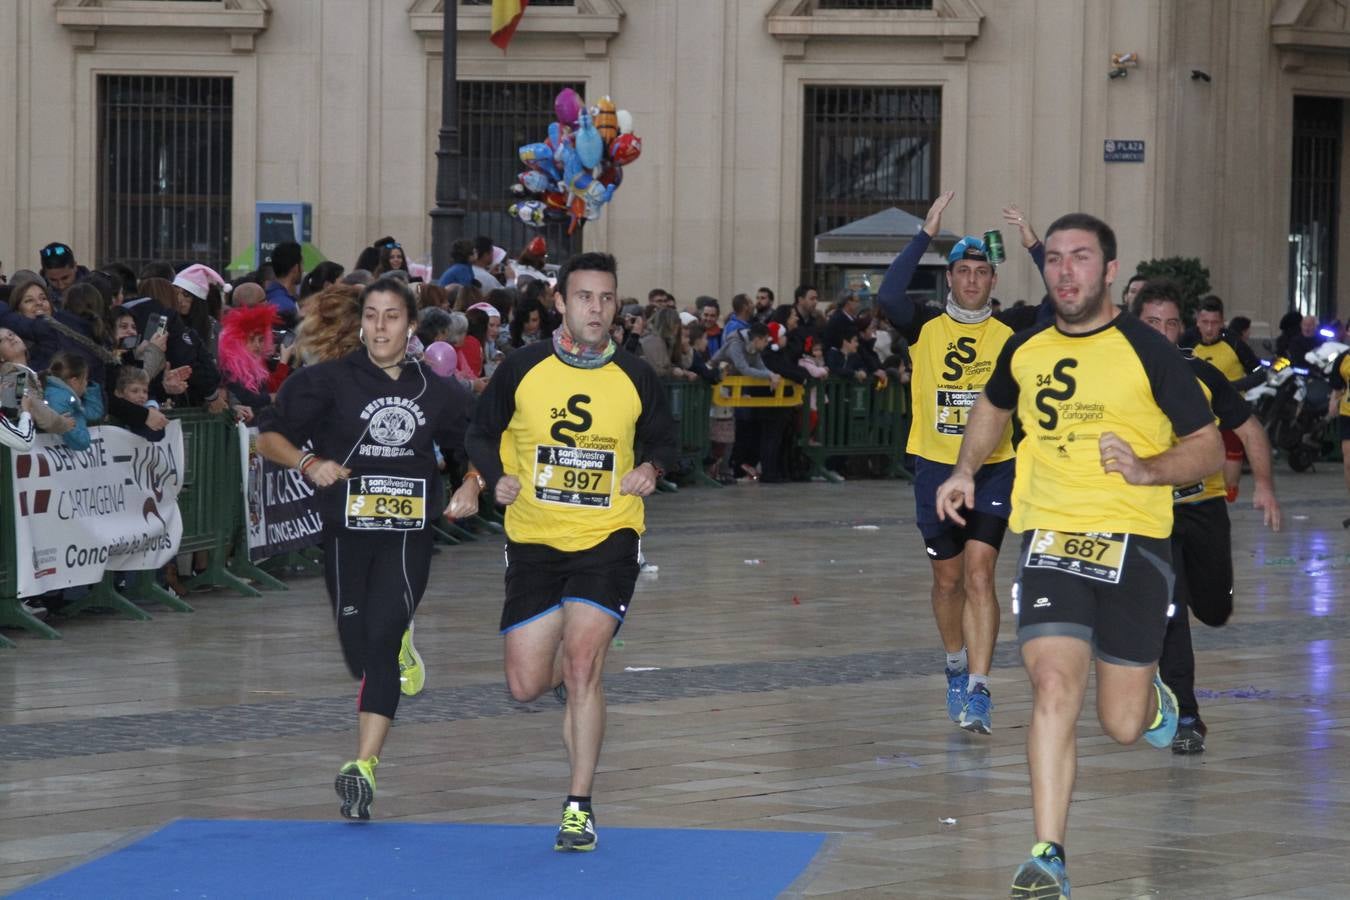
[1026, 530, 1129, 584]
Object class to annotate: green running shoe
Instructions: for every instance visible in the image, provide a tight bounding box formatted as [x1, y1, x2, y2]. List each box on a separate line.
[335, 756, 378, 820]
[399, 623, 425, 697]
[554, 803, 597, 852]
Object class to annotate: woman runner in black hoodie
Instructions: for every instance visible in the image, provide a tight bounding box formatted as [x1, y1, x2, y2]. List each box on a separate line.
[256, 275, 480, 820]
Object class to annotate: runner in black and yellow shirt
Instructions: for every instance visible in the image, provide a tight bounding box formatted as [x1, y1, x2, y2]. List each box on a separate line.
[467, 252, 676, 854]
[877, 191, 1048, 736]
[1328, 350, 1350, 509]
[934, 214, 1223, 900]
[1181, 295, 1263, 501]
[1133, 281, 1281, 757]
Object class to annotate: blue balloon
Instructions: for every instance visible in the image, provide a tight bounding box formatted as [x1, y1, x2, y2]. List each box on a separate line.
[575, 110, 604, 170]
[518, 169, 552, 194]
[558, 140, 583, 187]
[519, 143, 554, 169]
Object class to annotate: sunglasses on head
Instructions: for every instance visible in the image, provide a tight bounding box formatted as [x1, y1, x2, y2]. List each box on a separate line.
[381, 242, 401, 250]
[41, 246, 69, 260]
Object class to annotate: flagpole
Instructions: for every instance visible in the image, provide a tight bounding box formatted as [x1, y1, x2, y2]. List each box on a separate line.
[429, 0, 463, 278]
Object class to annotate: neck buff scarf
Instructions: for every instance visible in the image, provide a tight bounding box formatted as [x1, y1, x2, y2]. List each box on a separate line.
[945, 291, 993, 325]
[552, 325, 616, 369]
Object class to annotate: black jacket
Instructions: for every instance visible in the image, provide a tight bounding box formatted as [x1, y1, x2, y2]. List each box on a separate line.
[257, 350, 474, 533]
[120, 296, 222, 404]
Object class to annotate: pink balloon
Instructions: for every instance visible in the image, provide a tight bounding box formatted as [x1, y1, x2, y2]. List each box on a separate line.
[554, 87, 582, 127]
[424, 341, 458, 378]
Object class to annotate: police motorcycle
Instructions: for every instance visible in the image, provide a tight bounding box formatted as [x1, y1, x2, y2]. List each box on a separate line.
[1247, 333, 1348, 472]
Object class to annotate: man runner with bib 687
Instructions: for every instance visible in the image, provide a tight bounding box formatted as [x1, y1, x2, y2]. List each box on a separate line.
[935, 213, 1223, 899]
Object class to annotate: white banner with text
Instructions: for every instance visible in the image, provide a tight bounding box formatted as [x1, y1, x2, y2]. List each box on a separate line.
[8, 423, 184, 597]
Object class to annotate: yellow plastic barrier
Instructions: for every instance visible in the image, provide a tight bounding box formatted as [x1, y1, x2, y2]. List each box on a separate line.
[711, 375, 804, 408]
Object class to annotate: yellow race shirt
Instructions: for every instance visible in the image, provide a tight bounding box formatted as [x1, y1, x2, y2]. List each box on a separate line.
[906, 313, 1015, 464]
[1192, 338, 1246, 382]
[1173, 354, 1252, 505]
[984, 315, 1214, 537]
[1333, 352, 1350, 417]
[467, 342, 677, 552]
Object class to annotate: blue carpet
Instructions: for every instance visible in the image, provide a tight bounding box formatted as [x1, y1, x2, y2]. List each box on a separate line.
[17, 819, 828, 899]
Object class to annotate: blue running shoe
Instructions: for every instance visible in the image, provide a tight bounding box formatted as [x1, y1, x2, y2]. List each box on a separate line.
[945, 667, 968, 722]
[959, 683, 993, 734]
[1143, 673, 1179, 749]
[1010, 842, 1070, 898]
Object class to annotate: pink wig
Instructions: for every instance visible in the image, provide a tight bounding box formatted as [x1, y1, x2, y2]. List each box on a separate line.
[217, 303, 279, 392]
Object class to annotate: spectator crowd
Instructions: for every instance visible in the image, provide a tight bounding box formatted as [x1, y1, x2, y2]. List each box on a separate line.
[0, 233, 932, 616]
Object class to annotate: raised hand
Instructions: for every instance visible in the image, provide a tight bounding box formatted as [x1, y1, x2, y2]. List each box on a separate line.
[924, 191, 956, 237]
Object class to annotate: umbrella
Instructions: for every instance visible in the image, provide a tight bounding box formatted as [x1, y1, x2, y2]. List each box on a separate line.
[226, 243, 328, 274]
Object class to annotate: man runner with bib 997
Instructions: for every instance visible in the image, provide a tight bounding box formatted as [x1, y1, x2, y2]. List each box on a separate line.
[878, 191, 1047, 735]
[467, 252, 677, 853]
[934, 214, 1223, 899]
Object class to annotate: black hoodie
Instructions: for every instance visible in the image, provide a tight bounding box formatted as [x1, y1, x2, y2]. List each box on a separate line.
[256, 349, 474, 534]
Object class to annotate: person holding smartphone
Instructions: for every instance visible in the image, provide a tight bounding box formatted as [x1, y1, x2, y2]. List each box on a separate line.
[0, 370, 37, 450]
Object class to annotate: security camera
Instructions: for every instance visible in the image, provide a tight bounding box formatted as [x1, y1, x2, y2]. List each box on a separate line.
[1190, 69, 1211, 82]
[1108, 67, 1129, 80]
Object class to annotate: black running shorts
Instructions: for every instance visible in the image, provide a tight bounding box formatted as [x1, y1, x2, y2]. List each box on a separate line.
[913, 457, 1013, 561]
[500, 528, 641, 634]
[1014, 530, 1173, 666]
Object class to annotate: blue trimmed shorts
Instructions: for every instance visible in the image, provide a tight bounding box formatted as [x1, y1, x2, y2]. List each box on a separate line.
[500, 528, 640, 635]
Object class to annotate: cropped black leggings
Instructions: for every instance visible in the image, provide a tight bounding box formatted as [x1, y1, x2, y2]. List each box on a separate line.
[323, 529, 434, 719]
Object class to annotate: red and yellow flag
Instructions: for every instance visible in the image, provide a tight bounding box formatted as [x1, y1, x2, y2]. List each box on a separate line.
[490, 0, 528, 51]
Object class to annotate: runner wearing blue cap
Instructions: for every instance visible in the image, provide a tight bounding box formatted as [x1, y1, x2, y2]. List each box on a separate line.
[876, 192, 1046, 734]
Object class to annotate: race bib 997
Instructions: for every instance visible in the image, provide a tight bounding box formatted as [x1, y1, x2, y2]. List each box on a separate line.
[534, 445, 614, 507]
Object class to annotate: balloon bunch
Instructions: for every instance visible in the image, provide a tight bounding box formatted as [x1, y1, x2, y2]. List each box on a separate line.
[509, 88, 642, 235]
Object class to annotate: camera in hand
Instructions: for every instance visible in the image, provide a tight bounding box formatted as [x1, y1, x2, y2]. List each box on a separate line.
[0, 370, 28, 412]
[145, 313, 168, 341]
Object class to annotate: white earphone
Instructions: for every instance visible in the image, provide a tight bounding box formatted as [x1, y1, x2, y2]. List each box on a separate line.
[357, 327, 413, 345]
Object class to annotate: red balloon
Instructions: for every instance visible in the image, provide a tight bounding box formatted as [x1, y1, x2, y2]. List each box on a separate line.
[609, 133, 641, 166]
[597, 164, 624, 189]
[543, 191, 568, 210]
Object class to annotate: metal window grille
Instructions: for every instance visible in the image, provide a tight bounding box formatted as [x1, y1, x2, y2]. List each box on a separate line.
[801, 85, 941, 292]
[97, 75, 233, 274]
[1289, 96, 1341, 319]
[816, 1, 933, 9]
[458, 80, 584, 261]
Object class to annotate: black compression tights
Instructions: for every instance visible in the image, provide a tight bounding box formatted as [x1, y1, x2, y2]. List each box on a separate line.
[323, 529, 434, 719]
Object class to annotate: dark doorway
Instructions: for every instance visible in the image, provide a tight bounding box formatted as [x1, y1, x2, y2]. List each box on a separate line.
[1289, 96, 1342, 319]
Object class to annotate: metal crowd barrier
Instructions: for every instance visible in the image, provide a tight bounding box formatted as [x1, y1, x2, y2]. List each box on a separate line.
[711, 375, 804, 408]
[796, 377, 912, 482]
[0, 409, 268, 647]
[0, 448, 24, 647]
[663, 379, 720, 488]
